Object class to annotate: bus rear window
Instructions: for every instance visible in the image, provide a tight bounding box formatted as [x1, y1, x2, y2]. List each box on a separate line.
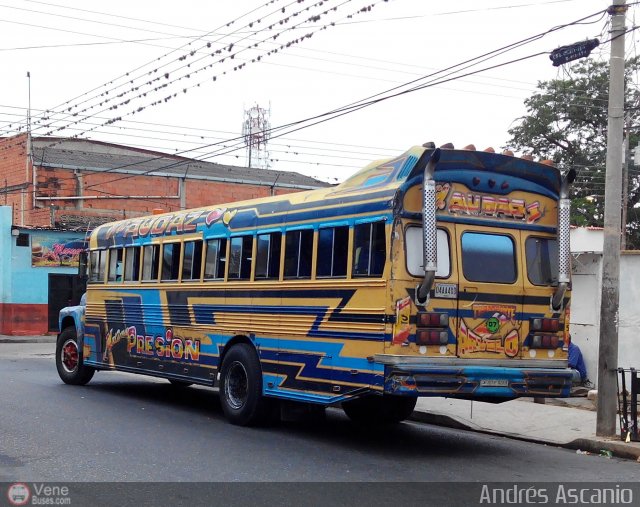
[525, 237, 558, 286]
[461, 232, 516, 284]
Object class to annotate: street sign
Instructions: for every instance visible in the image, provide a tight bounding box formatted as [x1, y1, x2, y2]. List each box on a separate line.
[549, 39, 600, 66]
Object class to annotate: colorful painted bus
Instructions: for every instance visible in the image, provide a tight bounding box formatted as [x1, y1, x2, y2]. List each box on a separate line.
[56, 142, 575, 426]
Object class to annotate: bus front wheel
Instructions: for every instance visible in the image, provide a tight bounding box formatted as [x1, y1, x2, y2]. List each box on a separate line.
[342, 394, 417, 424]
[219, 343, 270, 426]
[55, 327, 95, 386]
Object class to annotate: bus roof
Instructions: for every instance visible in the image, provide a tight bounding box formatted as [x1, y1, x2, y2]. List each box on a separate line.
[91, 145, 562, 248]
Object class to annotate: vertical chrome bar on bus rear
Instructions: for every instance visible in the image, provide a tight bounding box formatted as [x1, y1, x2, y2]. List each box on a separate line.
[416, 148, 440, 305]
[552, 168, 575, 310]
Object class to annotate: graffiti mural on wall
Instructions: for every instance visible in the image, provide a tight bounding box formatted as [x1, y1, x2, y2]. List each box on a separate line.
[31, 236, 87, 267]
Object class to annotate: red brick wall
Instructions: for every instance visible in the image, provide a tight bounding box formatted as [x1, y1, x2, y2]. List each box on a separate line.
[0, 134, 32, 225]
[0, 303, 49, 335]
[1, 134, 312, 227]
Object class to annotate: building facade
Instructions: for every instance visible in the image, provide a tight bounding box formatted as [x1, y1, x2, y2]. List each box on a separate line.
[0, 134, 328, 335]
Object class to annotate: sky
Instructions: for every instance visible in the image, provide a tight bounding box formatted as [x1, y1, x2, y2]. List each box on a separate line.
[0, 0, 633, 183]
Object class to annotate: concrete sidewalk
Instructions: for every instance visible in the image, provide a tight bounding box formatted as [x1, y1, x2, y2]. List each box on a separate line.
[412, 396, 640, 461]
[3, 334, 639, 461]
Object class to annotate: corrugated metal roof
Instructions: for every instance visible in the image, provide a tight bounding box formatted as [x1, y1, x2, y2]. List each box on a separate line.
[31, 137, 330, 189]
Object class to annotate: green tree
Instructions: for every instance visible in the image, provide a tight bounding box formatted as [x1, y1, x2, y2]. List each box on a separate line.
[506, 57, 640, 248]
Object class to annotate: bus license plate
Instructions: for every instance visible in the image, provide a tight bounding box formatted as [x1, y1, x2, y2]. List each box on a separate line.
[480, 379, 509, 387]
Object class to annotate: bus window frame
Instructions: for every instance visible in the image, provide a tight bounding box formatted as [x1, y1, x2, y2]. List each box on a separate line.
[141, 244, 161, 283]
[460, 230, 518, 285]
[283, 227, 314, 280]
[107, 247, 124, 283]
[160, 241, 183, 282]
[316, 225, 349, 279]
[204, 237, 228, 281]
[405, 225, 451, 279]
[228, 235, 253, 281]
[123, 246, 142, 282]
[352, 219, 387, 278]
[181, 239, 204, 282]
[88, 249, 107, 284]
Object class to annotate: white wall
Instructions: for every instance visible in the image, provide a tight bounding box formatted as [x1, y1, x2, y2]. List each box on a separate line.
[568, 228, 640, 386]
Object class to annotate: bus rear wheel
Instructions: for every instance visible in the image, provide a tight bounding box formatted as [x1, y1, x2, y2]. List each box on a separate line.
[342, 394, 417, 424]
[55, 327, 95, 386]
[219, 343, 270, 426]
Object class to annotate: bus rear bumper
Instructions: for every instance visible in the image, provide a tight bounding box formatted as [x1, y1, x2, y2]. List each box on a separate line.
[378, 360, 573, 399]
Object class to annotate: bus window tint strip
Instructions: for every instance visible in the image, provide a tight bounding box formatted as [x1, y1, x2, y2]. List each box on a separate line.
[526, 236, 558, 286]
[461, 232, 516, 284]
[353, 221, 385, 277]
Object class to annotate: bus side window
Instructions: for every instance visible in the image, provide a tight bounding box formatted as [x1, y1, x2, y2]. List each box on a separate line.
[182, 240, 203, 281]
[161, 243, 182, 281]
[107, 248, 124, 282]
[142, 245, 160, 281]
[255, 232, 282, 280]
[204, 238, 227, 279]
[123, 246, 141, 282]
[89, 250, 106, 283]
[317, 226, 348, 277]
[284, 230, 313, 279]
[353, 221, 385, 277]
[228, 236, 252, 280]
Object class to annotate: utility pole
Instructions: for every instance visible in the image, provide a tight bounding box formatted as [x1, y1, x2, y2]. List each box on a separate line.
[597, 0, 626, 437]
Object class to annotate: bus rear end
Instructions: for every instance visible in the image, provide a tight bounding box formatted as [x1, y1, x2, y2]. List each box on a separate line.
[379, 146, 574, 401]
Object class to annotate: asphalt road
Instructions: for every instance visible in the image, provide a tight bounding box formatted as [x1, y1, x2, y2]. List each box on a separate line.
[1, 343, 638, 504]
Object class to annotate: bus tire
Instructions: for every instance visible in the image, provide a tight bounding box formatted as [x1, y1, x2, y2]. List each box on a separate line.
[219, 343, 270, 426]
[168, 379, 193, 387]
[56, 327, 95, 386]
[342, 394, 417, 424]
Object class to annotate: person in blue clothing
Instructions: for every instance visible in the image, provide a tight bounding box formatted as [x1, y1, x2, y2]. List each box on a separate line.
[568, 339, 593, 388]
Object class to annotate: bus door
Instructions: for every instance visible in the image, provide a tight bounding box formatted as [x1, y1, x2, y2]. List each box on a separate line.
[455, 225, 524, 360]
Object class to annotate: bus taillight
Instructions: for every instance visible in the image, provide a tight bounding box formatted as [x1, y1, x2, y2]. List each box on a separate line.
[530, 318, 560, 332]
[416, 329, 449, 345]
[530, 334, 560, 349]
[417, 312, 449, 327]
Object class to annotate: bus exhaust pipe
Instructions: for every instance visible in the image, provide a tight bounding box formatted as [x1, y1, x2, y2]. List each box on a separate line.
[416, 148, 441, 305]
[551, 168, 575, 310]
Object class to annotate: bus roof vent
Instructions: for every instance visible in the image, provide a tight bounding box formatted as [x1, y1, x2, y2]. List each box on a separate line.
[422, 141, 436, 149]
[540, 159, 555, 166]
[483, 147, 495, 153]
[521, 154, 534, 161]
[502, 149, 514, 157]
[462, 144, 476, 151]
[440, 142, 455, 149]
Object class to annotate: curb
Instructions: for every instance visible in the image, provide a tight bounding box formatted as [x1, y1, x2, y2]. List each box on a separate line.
[409, 410, 640, 462]
[0, 337, 56, 344]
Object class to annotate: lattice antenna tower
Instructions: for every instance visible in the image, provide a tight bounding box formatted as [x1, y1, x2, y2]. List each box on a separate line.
[242, 104, 271, 169]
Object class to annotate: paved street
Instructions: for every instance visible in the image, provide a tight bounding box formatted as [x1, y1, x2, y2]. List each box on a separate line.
[1, 343, 638, 483]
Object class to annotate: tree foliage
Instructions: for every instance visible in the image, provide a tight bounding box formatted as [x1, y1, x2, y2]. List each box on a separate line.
[506, 57, 640, 248]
